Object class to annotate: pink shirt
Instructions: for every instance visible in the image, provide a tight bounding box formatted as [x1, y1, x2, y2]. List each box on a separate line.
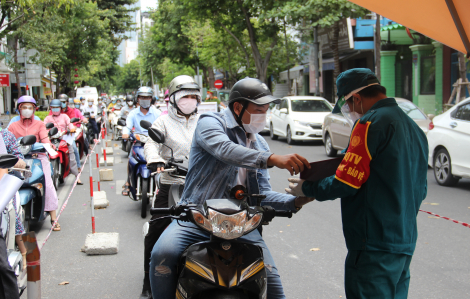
[8, 116, 51, 144]
[44, 114, 74, 132]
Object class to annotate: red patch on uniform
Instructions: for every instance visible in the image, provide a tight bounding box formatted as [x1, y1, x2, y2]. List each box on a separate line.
[335, 122, 372, 189]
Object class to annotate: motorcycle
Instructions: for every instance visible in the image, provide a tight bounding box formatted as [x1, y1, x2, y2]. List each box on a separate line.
[46, 124, 71, 188]
[149, 192, 292, 298]
[125, 120, 155, 218]
[0, 154, 31, 296]
[82, 112, 96, 145]
[117, 118, 132, 155]
[16, 135, 51, 230]
[69, 117, 86, 160]
[111, 105, 123, 140]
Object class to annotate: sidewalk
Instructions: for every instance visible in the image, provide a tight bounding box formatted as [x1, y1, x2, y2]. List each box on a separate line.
[27, 138, 148, 298]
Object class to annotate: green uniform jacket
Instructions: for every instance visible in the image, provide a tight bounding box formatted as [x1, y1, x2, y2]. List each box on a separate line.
[303, 98, 428, 255]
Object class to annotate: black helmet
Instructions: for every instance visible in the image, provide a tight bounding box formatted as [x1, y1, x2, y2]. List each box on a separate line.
[229, 78, 279, 126]
[229, 78, 279, 106]
[125, 95, 134, 102]
[58, 94, 68, 102]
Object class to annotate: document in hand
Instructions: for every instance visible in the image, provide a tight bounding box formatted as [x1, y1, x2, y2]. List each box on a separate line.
[300, 157, 343, 182]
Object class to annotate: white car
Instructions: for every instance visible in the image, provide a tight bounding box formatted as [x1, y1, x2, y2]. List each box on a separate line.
[428, 97, 470, 186]
[269, 96, 333, 144]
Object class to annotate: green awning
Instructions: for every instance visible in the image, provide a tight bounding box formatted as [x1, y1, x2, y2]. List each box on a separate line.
[381, 24, 406, 31]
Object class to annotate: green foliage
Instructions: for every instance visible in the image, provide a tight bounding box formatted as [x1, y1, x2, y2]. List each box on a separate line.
[34, 111, 49, 121]
[115, 60, 142, 93]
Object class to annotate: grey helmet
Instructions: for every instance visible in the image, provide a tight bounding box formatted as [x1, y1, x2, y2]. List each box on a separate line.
[136, 86, 154, 98]
[167, 75, 201, 115]
[168, 75, 200, 100]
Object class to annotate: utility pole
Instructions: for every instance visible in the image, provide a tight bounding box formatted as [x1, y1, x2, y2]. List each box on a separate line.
[313, 26, 320, 96]
[150, 67, 155, 94]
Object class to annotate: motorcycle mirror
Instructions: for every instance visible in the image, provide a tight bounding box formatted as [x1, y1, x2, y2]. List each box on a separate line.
[70, 117, 80, 123]
[45, 122, 55, 129]
[48, 127, 59, 137]
[0, 154, 19, 169]
[148, 128, 165, 144]
[140, 120, 152, 130]
[20, 135, 37, 146]
[117, 119, 126, 126]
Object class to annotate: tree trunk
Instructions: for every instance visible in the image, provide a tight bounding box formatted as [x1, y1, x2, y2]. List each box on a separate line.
[331, 21, 340, 103]
[284, 19, 291, 95]
[13, 35, 22, 98]
[236, 0, 277, 83]
[458, 52, 467, 100]
[208, 67, 215, 89]
[375, 14, 381, 81]
[202, 65, 208, 88]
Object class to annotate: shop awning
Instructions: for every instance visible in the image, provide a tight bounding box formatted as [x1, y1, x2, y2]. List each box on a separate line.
[279, 65, 306, 81]
[349, 0, 470, 56]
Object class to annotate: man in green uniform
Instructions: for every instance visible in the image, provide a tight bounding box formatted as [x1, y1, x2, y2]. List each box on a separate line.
[286, 68, 428, 298]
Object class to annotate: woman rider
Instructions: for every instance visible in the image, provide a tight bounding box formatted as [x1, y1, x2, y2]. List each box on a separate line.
[8, 96, 62, 231]
[44, 99, 83, 184]
[140, 75, 201, 298]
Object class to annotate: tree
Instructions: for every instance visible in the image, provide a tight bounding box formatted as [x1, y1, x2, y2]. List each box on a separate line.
[182, 0, 282, 82]
[267, 0, 368, 99]
[115, 60, 141, 93]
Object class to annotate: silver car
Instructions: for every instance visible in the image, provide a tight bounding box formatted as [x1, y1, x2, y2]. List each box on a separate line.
[322, 98, 432, 157]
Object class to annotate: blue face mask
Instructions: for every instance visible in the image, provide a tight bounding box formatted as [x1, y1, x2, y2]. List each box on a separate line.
[112, 100, 116, 104]
[75, 104, 80, 108]
[61, 102, 67, 108]
[52, 108, 61, 113]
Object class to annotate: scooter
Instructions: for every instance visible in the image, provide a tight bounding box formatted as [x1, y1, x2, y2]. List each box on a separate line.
[16, 135, 50, 230]
[70, 117, 86, 159]
[149, 191, 292, 298]
[83, 112, 96, 145]
[46, 124, 71, 188]
[111, 105, 123, 141]
[117, 118, 131, 154]
[126, 120, 155, 218]
[141, 127, 188, 238]
[0, 154, 31, 296]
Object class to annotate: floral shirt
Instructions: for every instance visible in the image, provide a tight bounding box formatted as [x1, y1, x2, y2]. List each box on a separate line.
[0, 128, 25, 235]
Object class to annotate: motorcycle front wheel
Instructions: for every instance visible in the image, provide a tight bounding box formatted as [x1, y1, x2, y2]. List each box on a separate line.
[141, 177, 149, 218]
[52, 159, 60, 190]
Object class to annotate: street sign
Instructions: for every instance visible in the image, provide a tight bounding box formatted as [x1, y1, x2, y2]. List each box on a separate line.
[214, 79, 223, 89]
[0, 74, 9, 87]
[101, 93, 107, 97]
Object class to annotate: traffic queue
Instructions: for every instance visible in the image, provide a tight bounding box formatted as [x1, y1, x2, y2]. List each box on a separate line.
[0, 93, 105, 296]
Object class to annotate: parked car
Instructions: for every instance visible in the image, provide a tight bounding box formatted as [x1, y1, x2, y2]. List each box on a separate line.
[269, 96, 333, 144]
[427, 97, 470, 186]
[322, 98, 432, 157]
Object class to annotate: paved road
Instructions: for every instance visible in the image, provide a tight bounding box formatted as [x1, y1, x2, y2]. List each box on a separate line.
[33, 133, 469, 298]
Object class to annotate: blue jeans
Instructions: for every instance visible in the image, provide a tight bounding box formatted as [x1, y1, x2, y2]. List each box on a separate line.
[72, 141, 81, 169]
[150, 221, 286, 299]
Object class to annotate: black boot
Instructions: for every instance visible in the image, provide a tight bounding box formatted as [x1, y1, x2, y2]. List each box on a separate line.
[139, 276, 152, 299]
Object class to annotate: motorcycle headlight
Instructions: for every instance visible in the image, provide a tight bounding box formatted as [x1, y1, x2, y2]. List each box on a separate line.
[19, 145, 32, 156]
[135, 134, 149, 143]
[192, 209, 261, 240]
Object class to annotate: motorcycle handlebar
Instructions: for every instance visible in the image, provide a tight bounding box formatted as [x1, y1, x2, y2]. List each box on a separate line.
[274, 211, 293, 218]
[150, 207, 172, 216]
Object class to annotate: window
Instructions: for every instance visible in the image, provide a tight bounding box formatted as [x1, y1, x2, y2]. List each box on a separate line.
[420, 56, 435, 94]
[280, 99, 288, 110]
[397, 101, 426, 120]
[290, 100, 332, 112]
[453, 103, 470, 121]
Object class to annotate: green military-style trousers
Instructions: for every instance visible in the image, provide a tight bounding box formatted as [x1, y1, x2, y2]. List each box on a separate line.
[345, 250, 413, 299]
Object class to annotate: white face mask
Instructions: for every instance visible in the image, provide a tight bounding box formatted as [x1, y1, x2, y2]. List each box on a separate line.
[21, 108, 34, 119]
[341, 98, 363, 126]
[177, 97, 197, 115]
[242, 110, 266, 134]
[127, 101, 133, 106]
